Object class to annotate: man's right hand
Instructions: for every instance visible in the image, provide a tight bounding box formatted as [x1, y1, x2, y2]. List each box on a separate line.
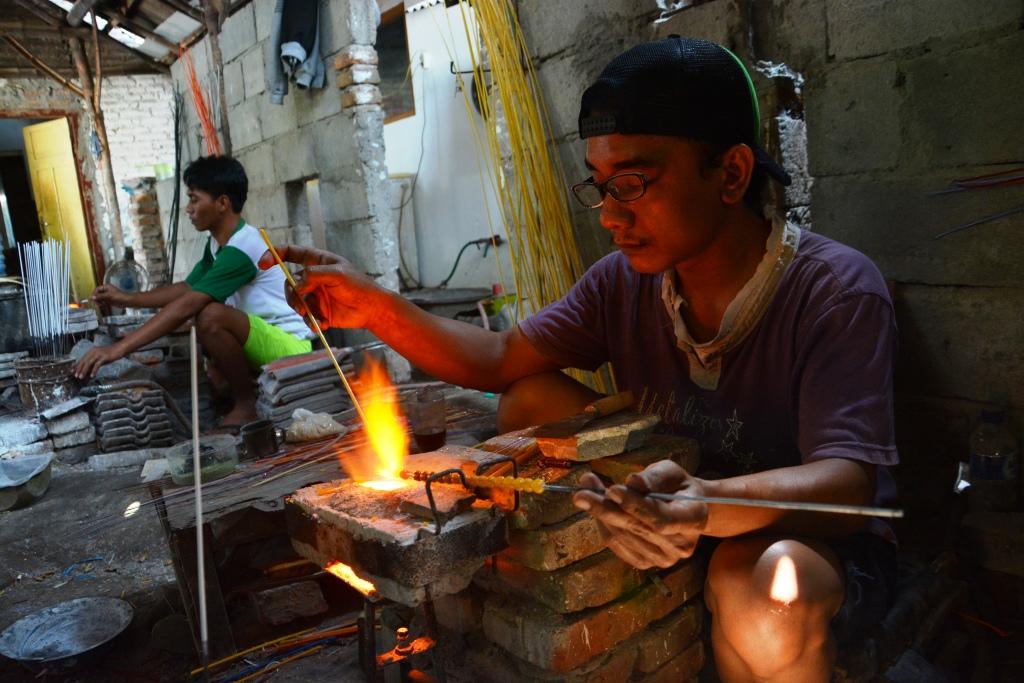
[573, 461, 710, 570]
[90, 284, 129, 307]
[257, 245, 385, 330]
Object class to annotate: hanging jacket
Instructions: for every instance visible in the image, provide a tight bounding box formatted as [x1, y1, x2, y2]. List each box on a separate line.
[267, 0, 325, 105]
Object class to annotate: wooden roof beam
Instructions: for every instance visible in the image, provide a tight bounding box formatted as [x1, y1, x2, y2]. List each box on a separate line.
[67, 0, 102, 27]
[0, 20, 93, 39]
[0, 34, 84, 97]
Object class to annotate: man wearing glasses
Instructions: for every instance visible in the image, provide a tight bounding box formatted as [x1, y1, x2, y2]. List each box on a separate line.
[265, 36, 898, 682]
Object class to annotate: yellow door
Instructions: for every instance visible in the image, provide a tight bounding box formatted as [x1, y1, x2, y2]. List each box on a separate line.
[23, 118, 96, 300]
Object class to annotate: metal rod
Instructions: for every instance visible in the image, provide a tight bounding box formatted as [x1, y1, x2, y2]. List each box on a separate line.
[542, 485, 904, 518]
[257, 229, 369, 428]
[190, 326, 210, 675]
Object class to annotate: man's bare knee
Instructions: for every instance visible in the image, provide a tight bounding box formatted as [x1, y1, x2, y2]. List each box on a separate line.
[195, 301, 226, 337]
[707, 537, 843, 680]
[497, 371, 601, 433]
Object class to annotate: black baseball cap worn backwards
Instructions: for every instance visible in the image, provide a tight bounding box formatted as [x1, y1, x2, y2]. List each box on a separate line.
[579, 35, 791, 186]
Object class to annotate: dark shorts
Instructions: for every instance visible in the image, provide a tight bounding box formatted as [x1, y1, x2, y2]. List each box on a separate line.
[828, 533, 898, 645]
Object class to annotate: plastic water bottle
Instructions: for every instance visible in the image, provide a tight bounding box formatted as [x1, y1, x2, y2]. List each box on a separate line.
[968, 410, 1019, 512]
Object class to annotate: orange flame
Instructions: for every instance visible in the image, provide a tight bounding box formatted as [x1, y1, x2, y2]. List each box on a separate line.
[769, 555, 799, 605]
[344, 356, 410, 488]
[325, 561, 377, 597]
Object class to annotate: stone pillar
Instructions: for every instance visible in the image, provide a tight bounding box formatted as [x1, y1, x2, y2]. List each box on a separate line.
[124, 177, 169, 287]
[333, 44, 410, 382]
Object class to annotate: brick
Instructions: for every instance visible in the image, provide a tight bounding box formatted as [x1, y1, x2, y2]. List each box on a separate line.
[805, 59, 901, 176]
[224, 58, 245, 107]
[334, 45, 378, 70]
[253, 0, 274, 41]
[475, 549, 648, 613]
[811, 170, 1024, 288]
[219, 2, 256, 63]
[635, 640, 704, 683]
[235, 144, 275, 187]
[245, 183, 289, 230]
[825, 0, 1021, 61]
[227, 96, 263, 151]
[270, 128, 317, 182]
[336, 64, 380, 88]
[258, 91, 300, 140]
[961, 511, 1024, 577]
[295, 85, 345, 127]
[433, 585, 483, 634]
[341, 84, 381, 108]
[252, 580, 328, 626]
[537, 411, 661, 461]
[129, 349, 164, 365]
[590, 434, 700, 484]
[518, 0, 661, 64]
[482, 561, 703, 672]
[242, 46, 266, 100]
[634, 602, 704, 673]
[748, 0, 827, 72]
[903, 33, 1024, 169]
[502, 512, 605, 572]
[52, 426, 96, 449]
[44, 410, 90, 436]
[893, 285, 1024, 409]
[55, 441, 98, 465]
[466, 639, 637, 683]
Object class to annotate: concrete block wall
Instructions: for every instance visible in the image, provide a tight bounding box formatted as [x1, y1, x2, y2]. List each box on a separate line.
[167, 0, 408, 380]
[169, 0, 396, 282]
[515, 0, 1024, 525]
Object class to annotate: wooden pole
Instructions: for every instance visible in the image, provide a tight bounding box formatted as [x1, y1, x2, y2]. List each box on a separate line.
[69, 37, 125, 258]
[0, 35, 84, 97]
[90, 11, 101, 112]
[202, 0, 232, 156]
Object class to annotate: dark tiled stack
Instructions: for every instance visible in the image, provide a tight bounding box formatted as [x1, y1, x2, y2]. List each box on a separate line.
[94, 387, 185, 452]
[256, 348, 354, 427]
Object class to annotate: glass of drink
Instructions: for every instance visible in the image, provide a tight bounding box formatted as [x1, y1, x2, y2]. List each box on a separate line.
[408, 387, 446, 452]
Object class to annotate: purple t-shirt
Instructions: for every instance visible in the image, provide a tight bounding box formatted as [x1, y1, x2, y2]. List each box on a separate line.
[520, 230, 899, 533]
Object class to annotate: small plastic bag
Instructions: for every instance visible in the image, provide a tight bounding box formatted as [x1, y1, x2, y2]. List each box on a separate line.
[286, 408, 348, 443]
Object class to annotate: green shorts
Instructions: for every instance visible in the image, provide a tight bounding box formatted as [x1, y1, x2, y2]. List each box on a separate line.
[242, 314, 313, 368]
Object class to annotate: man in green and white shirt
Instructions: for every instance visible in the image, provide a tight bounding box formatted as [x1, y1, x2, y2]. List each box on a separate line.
[74, 156, 312, 429]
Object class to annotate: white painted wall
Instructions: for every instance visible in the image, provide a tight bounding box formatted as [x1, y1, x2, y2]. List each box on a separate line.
[382, 2, 512, 292]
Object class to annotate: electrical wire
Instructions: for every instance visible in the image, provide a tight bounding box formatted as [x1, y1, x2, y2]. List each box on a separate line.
[450, 0, 612, 392]
[167, 91, 184, 281]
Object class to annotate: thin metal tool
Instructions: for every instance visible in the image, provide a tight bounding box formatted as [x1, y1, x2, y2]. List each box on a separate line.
[257, 229, 368, 428]
[544, 484, 904, 518]
[404, 471, 903, 518]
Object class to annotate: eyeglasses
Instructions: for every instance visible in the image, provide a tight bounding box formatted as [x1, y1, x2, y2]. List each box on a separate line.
[571, 172, 649, 208]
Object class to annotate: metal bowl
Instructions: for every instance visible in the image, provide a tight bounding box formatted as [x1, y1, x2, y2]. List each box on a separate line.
[0, 597, 133, 669]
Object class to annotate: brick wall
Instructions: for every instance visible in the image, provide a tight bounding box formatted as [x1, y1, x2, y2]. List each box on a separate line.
[0, 75, 176, 268]
[517, 0, 1024, 536]
[100, 74, 176, 219]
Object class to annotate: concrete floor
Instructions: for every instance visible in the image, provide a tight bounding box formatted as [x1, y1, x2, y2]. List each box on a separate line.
[0, 464, 184, 681]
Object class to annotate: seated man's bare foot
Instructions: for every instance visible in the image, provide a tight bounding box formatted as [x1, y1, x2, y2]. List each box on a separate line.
[209, 405, 260, 434]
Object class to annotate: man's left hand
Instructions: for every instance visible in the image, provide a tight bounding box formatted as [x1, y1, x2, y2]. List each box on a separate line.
[74, 344, 125, 380]
[573, 460, 710, 569]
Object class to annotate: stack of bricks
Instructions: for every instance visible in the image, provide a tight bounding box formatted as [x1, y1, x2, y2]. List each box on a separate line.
[125, 177, 169, 286]
[335, 45, 382, 109]
[436, 428, 708, 682]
